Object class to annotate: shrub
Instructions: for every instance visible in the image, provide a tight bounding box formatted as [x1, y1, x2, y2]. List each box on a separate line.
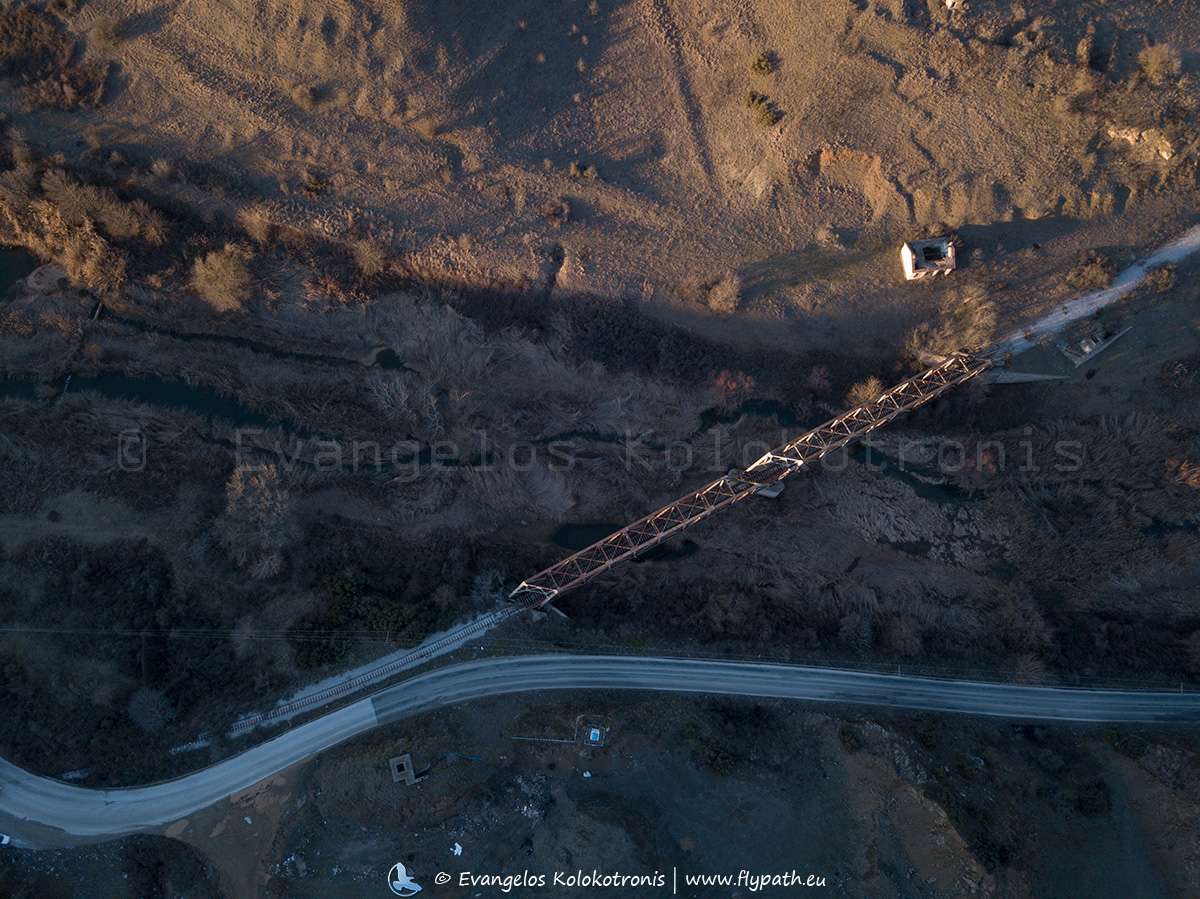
[352, 237, 387, 278]
[190, 243, 254, 312]
[885, 615, 922, 657]
[301, 168, 331, 195]
[838, 724, 864, 752]
[1167, 459, 1200, 488]
[805, 366, 832, 394]
[149, 158, 175, 181]
[568, 160, 599, 180]
[846, 376, 884, 407]
[540, 197, 571, 229]
[237, 204, 274, 245]
[132, 200, 168, 246]
[744, 91, 780, 128]
[66, 237, 126, 292]
[291, 82, 347, 112]
[1012, 653, 1046, 684]
[411, 117, 439, 140]
[1138, 44, 1182, 84]
[1185, 630, 1200, 675]
[750, 52, 774, 76]
[291, 83, 321, 112]
[127, 687, 174, 733]
[1143, 264, 1176, 295]
[706, 271, 741, 314]
[712, 369, 755, 406]
[1066, 250, 1116, 291]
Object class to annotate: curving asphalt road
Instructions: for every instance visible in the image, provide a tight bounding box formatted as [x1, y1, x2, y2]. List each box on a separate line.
[3, 654, 1199, 846]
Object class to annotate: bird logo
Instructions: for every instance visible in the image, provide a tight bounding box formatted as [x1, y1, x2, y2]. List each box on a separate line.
[388, 861, 423, 896]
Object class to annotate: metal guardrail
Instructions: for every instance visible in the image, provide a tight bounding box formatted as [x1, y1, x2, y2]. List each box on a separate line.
[225, 606, 523, 736]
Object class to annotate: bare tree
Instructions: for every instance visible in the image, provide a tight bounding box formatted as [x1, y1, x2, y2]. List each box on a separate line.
[352, 237, 388, 278]
[846, 376, 884, 408]
[216, 464, 298, 577]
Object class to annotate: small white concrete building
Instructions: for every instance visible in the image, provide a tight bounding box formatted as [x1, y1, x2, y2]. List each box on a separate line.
[901, 236, 957, 281]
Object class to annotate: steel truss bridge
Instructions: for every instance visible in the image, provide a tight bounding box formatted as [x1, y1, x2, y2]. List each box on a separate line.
[509, 352, 992, 608]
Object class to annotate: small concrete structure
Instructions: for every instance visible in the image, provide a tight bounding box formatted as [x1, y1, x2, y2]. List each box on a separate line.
[575, 715, 610, 748]
[389, 753, 428, 786]
[901, 237, 957, 281]
[1057, 325, 1132, 368]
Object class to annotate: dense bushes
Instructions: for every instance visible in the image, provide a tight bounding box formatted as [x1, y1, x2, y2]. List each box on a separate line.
[41, 169, 167, 244]
[905, 284, 997, 358]
[0, 8, 71, 81]
[0, 538, 239, 777]
[0, 154, 174, 293]
[0, 7, 108, 109]
[289, 566, 457, 669]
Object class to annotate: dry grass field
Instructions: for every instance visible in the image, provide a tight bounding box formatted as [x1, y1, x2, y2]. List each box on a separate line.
[4, 0, 1197, 344]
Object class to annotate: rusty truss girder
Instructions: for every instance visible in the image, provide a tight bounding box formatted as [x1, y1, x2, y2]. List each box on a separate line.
[509, 352, 991, 608]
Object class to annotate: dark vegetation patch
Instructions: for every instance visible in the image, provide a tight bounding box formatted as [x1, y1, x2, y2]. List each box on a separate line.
[0, 834, 223, 899]
[909, 721, 1113, 877]
[0, 518, 509, 783]
[0, 129, 883, 422]
[743, 90, 781, 128]
[0, 7, 108, 110]
[287, 525, 502, 669]
[675, 698, 787, 778]
[0, 538, 241, 783]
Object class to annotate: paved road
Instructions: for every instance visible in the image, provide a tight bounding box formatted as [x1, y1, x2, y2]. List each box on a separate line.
[3, 655, 1199, 846]
[992, 222, 1200, 357]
